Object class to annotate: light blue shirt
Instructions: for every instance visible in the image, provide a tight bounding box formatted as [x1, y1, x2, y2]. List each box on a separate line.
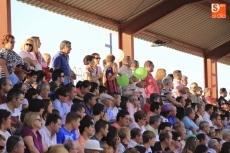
[105, 107, 115, 121]
[182, 116, 199, 135]
[99, 102, 115, 121]
[8, 73, 20, 86]
[53, 99, 68, 118]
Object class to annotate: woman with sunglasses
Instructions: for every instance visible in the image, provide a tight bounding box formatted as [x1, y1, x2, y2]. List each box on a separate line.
[0, 34, 24, 78]
[92, 53, 103, 84]
[20, 112, 47, 153]
[31, 36, 47, 71]
[18, 38, 37, 70]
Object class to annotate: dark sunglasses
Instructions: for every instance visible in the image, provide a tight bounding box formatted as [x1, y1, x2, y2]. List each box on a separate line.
[25, 43, 33, 47]
[60, 75, 65, 78]
[0, 145, 4, 150]
[177, 140, 181, 142]
[94, 57, 101, 60]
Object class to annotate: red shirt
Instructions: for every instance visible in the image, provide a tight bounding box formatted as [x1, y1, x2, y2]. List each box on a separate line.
[144, 73, 160, 98]
[0, 93, 7, 104]
[142, 103, 150, 113]
[42, 67, 51, 82]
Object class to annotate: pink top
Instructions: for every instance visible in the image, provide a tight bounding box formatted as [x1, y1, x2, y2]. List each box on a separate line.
[172, 79, 187, 99]
[205, 96, 215, 105]
[30, 51, 47, 68]
[127, 102, 137, 120]
[144, 73, 160, 98]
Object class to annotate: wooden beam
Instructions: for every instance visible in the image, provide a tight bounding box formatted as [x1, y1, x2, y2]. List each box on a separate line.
[0, 0, 11, 38]
[205, 40, 230, 60]
[118, 30, 134, 60]
[204, 54, 218, 99]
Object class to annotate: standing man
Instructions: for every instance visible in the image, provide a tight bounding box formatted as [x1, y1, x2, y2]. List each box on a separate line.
[143, 60, 159, 98]
[52, 40, 72, 85]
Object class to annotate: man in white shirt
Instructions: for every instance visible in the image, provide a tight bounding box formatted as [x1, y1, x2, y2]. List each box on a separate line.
[110, 92, 121, 118]
[128, 128, 142, 148]
[0, 88, 24, 133]
[209, 113, 221, 129]
[135, 130, 156, 153]
[37, 83, 50, 99]
[197, 121, 210, 143]
[222, 129, 230, 143]
[203, 104, 213, 122]
[207, 139, 221, 153]
[39, 114, 62, 148]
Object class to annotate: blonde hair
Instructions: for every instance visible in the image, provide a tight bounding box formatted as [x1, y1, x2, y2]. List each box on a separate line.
[215, 129, 222, 139]
[23, 112, 40, 128]
[101, 144, 114, 153]
[204, 88, 211, 95]
[31, 36, 40, 59]
[47, 145, 68, 153]
[20, 38, 34, 52]
[118, 127, 130, 140]
[182, 137, 199, 153]
[155, 68, 166, 81]
[106, 54, 115, 64]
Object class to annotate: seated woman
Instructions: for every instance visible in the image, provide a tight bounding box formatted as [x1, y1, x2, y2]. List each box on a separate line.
[0, 109, 11, 141]
[182, 136, 199, 153]
[20, 112, 47, 153]
[41, 99, 53, 124]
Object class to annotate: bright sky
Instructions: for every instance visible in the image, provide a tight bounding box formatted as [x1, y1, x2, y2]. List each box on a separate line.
[11, 0, 230, 99]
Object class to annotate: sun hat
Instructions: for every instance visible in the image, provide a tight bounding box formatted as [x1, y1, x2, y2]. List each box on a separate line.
[84, 140, 103, 151]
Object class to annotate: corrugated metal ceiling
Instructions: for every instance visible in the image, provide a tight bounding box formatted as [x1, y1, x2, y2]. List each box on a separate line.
[17, 0, 230, 65]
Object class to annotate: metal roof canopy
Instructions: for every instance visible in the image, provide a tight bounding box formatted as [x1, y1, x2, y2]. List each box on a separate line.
[17, 0, 230, 65]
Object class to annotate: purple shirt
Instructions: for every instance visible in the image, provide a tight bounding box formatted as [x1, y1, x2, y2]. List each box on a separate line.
[20, 126, 43, 153]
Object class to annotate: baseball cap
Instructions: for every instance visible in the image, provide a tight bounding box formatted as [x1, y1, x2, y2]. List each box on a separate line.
[14, 64, 31, 73]
[100, 93, 114, 101]
[161, 104, 171, 112]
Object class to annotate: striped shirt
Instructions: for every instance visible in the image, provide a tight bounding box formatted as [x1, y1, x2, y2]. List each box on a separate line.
[161, 88, 175, 105]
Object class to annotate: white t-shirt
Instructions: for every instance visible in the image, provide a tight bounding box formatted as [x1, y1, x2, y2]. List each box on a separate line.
[18, 51, 36, 69]
[0, 103, 21, 128]
[0, 130, 11, 141]
[0, 103, 21, 117]
[19, 98, 28, 111]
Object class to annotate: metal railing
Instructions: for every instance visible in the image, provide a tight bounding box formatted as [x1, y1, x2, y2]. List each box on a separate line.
[73, 67, 83, 84]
